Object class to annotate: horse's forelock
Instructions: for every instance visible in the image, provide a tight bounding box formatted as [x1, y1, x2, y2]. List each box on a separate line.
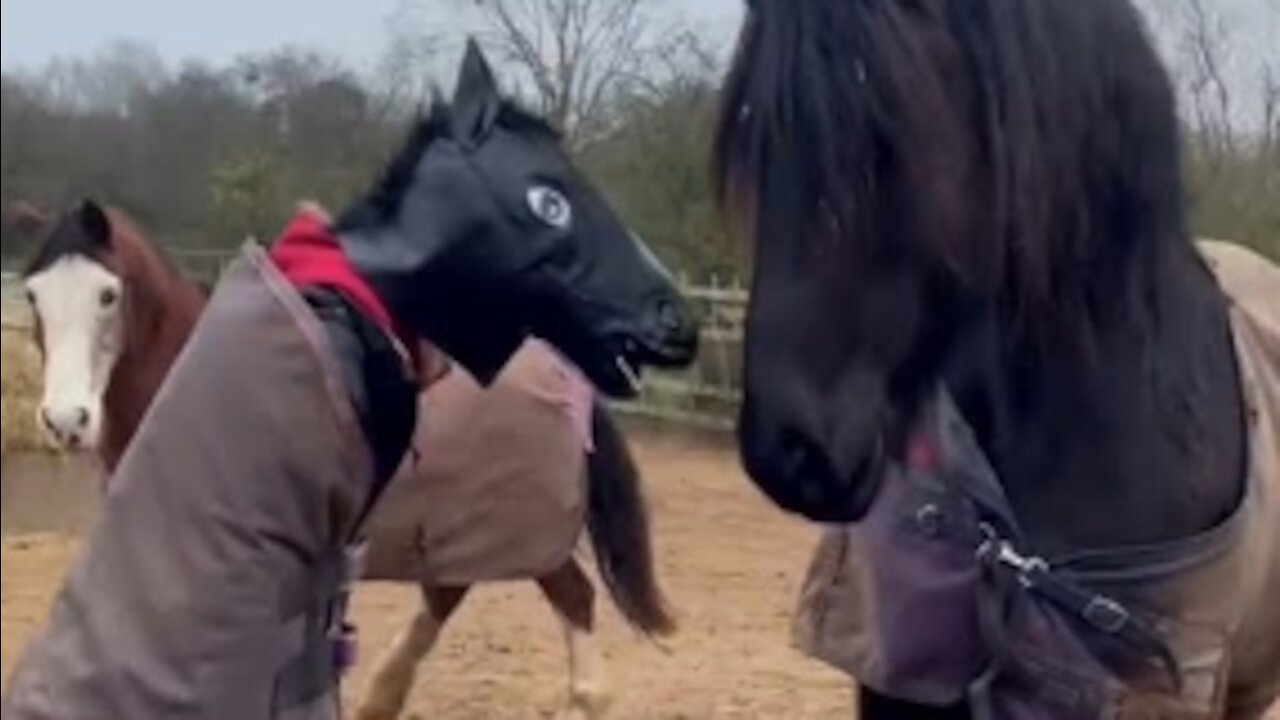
[715, 1, 981, 275]
[23, 212, 107, 280]
[718, 0, 1187, 336]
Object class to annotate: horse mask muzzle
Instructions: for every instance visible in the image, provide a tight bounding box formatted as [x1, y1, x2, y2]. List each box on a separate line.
[341, 139, 696, 395]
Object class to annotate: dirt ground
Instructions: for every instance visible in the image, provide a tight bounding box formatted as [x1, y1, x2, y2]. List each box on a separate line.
[0, 436, 855, 719]
[4, 437, 1277, 719]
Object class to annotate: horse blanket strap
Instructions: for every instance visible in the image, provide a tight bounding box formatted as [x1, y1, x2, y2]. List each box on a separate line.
[913, 391, 1201, 715]
[793, 241, 1280, 719]
[332, 542, 367, 674]
[274, 544, 366, 710]
[1, 245, 375, 720]
[972, 524, 1182, 691]
[900, 440, 1185, 695]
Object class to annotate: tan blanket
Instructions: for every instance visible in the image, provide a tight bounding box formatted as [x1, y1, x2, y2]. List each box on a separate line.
[1200, 241, 1280, 717]
[361, 338, 594, 586]
[793, 241, 1280, 717]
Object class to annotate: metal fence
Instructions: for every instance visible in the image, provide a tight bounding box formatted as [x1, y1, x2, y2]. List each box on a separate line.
[623, 280, 744, 430]
[4, 255, 748, 429]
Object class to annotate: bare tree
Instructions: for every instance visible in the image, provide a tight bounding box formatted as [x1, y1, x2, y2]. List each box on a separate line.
[459, 0, 664, 145]
[35, 41, 167, 118]
[371, 3, 447, 120]
[1263, 64, 1279, 159]
[1263, 0, 1279, 160]
[1176, 0, 1237, 163]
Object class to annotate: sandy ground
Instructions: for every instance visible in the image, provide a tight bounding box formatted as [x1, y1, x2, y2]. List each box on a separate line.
[3, 437, 1277, 719]
[1, 437, 854, 719]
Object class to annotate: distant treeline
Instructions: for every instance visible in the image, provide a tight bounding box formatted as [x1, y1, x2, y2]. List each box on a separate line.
[2, 30, 1275, 281]
[0, 37, 738, 279]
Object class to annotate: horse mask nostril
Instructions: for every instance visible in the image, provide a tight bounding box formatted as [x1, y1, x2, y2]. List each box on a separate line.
[656, 298, 683, 333]
[75, 407, 90, 429]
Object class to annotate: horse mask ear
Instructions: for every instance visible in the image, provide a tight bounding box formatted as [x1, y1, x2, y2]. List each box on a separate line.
[78, 199, 112, 248]
[452, 39, 502, 144]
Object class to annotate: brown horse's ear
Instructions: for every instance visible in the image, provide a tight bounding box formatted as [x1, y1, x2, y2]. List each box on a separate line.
[78, 199, 113, 247]
[4, 201, 51, 236]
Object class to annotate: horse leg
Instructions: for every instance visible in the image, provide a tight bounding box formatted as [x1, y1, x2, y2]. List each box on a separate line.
[538, 559, 610, 720]
[354, 585, 470, 720]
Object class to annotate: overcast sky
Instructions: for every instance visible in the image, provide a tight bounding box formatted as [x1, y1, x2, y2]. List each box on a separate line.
[1, 0, 1275, 126]
[0, 0, 744, 71]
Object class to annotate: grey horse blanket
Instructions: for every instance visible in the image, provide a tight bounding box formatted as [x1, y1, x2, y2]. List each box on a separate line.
[794, 241, 1280, 718]
[2, 246, 372, 719]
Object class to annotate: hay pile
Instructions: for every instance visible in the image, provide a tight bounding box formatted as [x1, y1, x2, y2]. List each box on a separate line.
[1, 330, 46, 457]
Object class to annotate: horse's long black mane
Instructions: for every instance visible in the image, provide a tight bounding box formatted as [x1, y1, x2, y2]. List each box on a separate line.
[715, 0, 1193, 345]
[716, 6, 1255, 713]
[335, 104, 452, 232]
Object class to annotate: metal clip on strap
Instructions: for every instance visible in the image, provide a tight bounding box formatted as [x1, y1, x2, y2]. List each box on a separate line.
[976, 525, 1183, 691]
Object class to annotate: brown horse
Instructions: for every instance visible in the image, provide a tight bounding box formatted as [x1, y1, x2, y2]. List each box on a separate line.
[21, 201, 203, 466]
[20, 199, 673, 720]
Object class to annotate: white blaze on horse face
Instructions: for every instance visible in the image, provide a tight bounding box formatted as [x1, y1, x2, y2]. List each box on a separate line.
[25, 255, 124, 450]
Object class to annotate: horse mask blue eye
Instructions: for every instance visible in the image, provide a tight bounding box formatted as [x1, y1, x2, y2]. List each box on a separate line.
[338, 40, 698, 394]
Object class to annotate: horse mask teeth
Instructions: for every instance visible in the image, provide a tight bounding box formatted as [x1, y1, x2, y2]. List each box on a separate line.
[615, 355, 643, 394]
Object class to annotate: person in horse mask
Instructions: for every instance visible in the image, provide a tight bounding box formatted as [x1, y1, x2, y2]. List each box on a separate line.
[1, 41, 696, 720]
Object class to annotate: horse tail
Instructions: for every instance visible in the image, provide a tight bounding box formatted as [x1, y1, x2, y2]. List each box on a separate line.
[583, 402, 675, 637]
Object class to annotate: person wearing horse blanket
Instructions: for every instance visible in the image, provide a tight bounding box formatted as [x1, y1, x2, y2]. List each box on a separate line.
[0, 209, 641, 719]
[0, 41, 697, 716]
[794, 240, 1280, 718]
[0, 209, 436, 720]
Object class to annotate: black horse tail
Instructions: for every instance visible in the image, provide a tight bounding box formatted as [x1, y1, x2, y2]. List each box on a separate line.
[584, 402, 675, 637]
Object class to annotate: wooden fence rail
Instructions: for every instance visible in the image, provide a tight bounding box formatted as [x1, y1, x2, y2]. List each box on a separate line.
[4, 258, 748, 429]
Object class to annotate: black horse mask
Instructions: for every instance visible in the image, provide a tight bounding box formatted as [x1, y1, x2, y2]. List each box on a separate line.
[338, 40, 698, 395]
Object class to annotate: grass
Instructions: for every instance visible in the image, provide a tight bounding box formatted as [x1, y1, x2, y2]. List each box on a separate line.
[1, 329, 48, 458]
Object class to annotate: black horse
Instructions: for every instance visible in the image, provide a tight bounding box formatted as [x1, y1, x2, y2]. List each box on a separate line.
[715, 0, 1277, 718]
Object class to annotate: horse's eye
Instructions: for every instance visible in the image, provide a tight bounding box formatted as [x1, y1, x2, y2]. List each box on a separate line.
[25, 290, 36, 307]
[99, 288, 119, 308]
[527, 186, 573, 230]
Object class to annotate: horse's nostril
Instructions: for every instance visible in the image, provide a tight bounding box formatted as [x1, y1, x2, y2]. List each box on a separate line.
[38, 407, 91, 446]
